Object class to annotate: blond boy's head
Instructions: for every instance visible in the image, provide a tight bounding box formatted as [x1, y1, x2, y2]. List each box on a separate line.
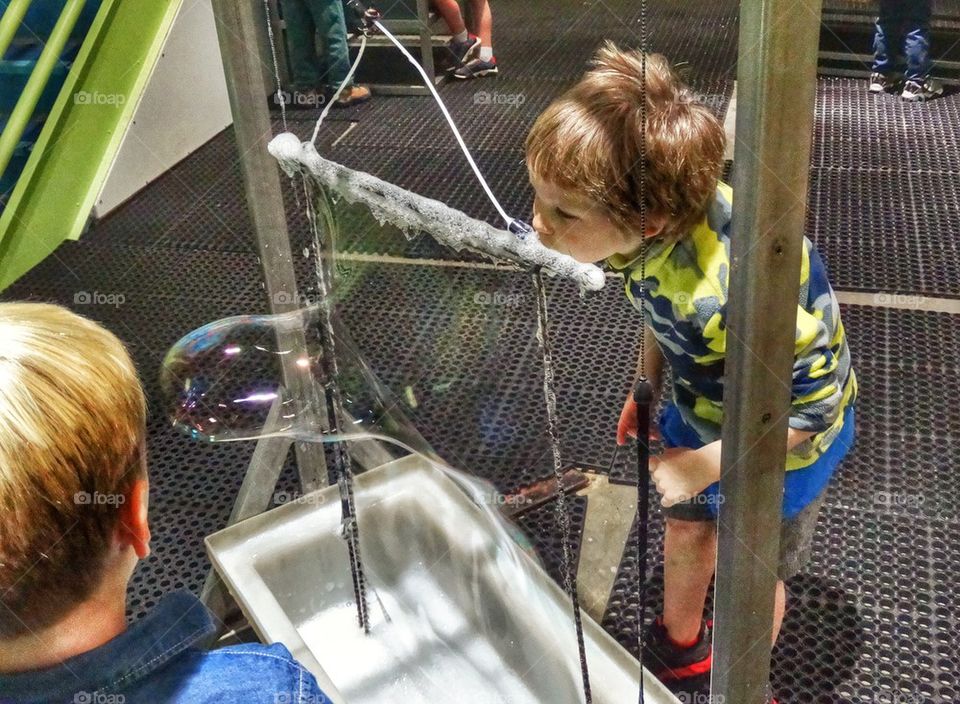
[0, 303, 147, 638]
[526, 43, 726, 258]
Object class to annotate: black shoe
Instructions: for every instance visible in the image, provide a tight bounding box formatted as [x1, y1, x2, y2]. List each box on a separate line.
[447, 33, 481, 68]
[901, 77, 944, 101]
[453, 56, 499, 80]
[643, 618, 713, 687]
[869, 72, 898, 94]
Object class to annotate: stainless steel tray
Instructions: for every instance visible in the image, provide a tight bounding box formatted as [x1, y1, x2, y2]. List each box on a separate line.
[206, 455, 677, 704]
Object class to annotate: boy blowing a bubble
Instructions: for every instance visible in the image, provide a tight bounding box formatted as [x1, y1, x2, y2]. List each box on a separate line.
[525, 44, 857, 699]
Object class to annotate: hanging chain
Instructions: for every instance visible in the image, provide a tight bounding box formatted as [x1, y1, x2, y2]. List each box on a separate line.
[303, 176, 371, 633]
[533, 270, 593, 704]
[262, 0, 288, 131]
[637, 0, 651, 701]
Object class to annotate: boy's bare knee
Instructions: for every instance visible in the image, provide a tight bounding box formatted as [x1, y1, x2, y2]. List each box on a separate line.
[665, 517, 716, 543]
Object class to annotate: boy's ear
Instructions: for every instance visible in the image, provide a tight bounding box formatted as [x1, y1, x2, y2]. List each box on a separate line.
[117, 477, 151, 559]
[644, 213, 668, 238]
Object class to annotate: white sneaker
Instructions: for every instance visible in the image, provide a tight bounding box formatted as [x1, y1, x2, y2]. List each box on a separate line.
[901, 77, 944, 101]
[869, 72, 896, 94]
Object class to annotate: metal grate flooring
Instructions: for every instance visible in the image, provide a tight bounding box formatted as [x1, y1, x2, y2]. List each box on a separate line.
[2, 0, 959, 702]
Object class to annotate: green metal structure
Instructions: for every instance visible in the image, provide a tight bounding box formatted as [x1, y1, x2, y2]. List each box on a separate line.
[0, 0, 182, 290]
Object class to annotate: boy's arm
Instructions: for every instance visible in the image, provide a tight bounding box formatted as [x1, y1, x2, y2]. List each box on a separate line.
[651, 420, 815, 507]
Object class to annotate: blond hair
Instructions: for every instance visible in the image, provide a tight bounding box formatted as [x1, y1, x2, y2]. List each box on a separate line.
[0, 303, 146, 638]
[526, 42, 726, 241]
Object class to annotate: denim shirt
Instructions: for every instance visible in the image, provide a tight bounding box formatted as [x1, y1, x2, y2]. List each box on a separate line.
[0, 591, 332, 704]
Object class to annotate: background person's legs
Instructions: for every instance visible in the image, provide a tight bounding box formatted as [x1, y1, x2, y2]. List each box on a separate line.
[454, 0, 497, 78]
[310, 0, 353, 92]
[900, 0, 933, 82]
[872, 0, 903, 76]
[469, 0, 493, 58]
[433, 0, 468, 36]
[280, 0, 322, 91]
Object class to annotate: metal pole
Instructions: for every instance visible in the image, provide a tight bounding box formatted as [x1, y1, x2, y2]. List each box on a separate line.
[711, 0, 823, 702]
[209, 0, 328, 492]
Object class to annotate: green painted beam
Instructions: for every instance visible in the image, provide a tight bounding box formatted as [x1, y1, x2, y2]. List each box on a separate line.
[0, 0, 86, 179]
[0, 0, 31, 59]
[0, 0, 183, 291]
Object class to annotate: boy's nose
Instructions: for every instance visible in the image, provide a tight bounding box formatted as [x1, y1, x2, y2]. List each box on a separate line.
[532, 213, 551, 237]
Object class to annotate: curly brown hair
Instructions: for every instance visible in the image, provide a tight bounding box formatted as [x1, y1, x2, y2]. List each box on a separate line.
[526, 42, 726, 242]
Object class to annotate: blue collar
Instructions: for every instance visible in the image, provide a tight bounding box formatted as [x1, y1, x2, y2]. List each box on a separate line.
[0, 591, 216, 703]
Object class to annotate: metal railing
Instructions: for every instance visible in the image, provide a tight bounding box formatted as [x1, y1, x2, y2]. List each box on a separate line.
[0, 0, 86, 180]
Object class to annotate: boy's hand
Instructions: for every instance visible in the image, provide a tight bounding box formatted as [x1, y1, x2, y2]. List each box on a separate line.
[650, 445, 721, 507]
[616, 394, 661, 445]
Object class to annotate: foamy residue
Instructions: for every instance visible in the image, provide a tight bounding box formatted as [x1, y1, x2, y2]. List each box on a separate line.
[268, 133, 606, 292]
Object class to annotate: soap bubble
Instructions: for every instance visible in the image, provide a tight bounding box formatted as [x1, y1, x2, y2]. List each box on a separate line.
[160, 305, 436, 461]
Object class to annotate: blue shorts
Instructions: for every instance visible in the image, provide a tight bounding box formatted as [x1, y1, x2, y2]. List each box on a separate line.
[659, 403, 856, 520]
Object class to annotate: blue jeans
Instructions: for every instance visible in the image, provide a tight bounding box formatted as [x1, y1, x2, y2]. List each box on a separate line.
[281, 0, 352, 90]
[873, 0, 933, 81]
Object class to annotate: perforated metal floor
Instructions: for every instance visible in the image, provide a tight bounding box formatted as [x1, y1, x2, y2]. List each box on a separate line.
[3, 0, 959, 702]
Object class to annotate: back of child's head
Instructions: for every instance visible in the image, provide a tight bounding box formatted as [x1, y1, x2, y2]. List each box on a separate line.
[526, 42, 726, 240]
[0, 303, 146, 638]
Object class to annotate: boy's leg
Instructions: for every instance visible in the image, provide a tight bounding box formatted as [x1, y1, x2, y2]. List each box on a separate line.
[280, 0, 322, 90]
[662, 517, 717, 644]
[773, 580, 786, 645]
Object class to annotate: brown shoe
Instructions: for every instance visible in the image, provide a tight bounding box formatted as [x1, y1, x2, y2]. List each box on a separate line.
[335, 85, 372, 108]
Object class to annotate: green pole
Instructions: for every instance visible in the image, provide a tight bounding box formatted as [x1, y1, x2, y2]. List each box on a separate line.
[0, 0, 32, 60]
[0, 0, 85, 179]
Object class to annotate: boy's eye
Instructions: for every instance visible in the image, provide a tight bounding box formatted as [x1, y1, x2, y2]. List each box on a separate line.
[556, 209, 577, 220]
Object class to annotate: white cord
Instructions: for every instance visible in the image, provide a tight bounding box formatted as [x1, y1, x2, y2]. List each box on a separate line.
[372, 20, 513, 228]
[310, 34, 368, 145]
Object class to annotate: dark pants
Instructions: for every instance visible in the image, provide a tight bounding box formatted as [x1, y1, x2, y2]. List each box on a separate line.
[280, 0, 352, 90]
[873, 0, 933, 81]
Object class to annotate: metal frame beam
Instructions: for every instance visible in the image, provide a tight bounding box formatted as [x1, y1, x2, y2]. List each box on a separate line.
[712, 0, 823, 701]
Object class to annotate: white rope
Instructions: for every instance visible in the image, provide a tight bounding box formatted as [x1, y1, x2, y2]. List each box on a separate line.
[371, 20, 512, 228]
[310, 34, 368, 145]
